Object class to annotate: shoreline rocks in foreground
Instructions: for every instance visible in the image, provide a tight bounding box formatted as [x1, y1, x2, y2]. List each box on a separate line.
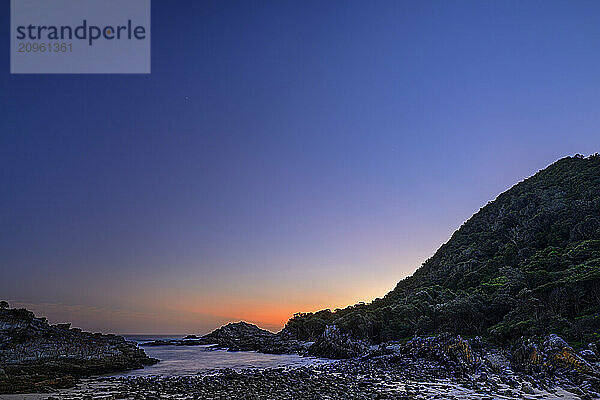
[2, 305, 599, 398]
[25, 344, 597, 400]
[0, 306, 157, 394]
[144, 319, 600, 399]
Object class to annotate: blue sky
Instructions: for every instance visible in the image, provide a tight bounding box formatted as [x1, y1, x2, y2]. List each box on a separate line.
[1, 0, 600, 333]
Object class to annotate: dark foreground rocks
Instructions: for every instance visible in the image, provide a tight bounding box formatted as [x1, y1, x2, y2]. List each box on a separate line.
[0, 307, 157, 394]
[32, 354, 586, 400]
[394, 333, 600, 398]
[21, 331, 600, 399]
[141, 319, 600, 398]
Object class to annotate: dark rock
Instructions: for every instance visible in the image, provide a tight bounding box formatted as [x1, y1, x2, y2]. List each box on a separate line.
[183, 334, 199, 339]
[579, 349, 597, 363]
[403, 333, 479, 374]
[201, 322, 276, 352]
[141, 321, 309, 355]
[203, 321, 274, 341]
[521, 382, 535, 394]
[483, 349, 512, 374]
[542, 334, 598, 376]
[142, 339, 173, 346]
[0, 307, 157, 394]
[307, 325, 369, 359]
[511, 338, 544, 373]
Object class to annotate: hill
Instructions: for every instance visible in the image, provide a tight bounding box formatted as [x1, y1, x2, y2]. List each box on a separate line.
[283, 154, 600, 345]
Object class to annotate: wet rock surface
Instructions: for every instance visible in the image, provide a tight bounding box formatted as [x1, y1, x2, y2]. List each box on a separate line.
[0, 308, 157, 394]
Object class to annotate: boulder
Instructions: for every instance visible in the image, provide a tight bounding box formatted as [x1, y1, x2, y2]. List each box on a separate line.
[542, 334, 598, 376]
[483, 349, 512, 374]
[307, 325, 369, 359]
[405, 334, 479, 369]
[511, 339, 543, 373]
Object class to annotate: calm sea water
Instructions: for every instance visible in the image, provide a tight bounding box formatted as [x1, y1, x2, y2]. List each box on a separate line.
[121, 336, 331, 376]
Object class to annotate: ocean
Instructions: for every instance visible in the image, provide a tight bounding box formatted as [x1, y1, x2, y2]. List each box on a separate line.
[121, 335, 331, 376]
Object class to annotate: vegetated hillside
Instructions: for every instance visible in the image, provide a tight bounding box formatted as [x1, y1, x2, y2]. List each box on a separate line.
[284, 154, 600, 345]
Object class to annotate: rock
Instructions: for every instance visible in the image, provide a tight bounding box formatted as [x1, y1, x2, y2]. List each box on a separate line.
[579, 349, 597, 363]
[202, 322, 280, 352]
[521, 382, 535, 394]
[142, 339, 173, 346]
[0, 307, 158, 394]
[183, 334, 199, 339]
[403, 334, 479, 374]
[483, 349, 511, 374]
[511, 339, 543, 373]
[141, 321, 309, 355]
[203, 321, 275, 341]
[307, 325, 369, 359]
[543, 334, 570, 353]
[542, 334, 598, 376]
[443, 335, 477, 365]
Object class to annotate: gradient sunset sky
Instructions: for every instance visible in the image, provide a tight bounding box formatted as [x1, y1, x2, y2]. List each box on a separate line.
[2, 0, 600, 334]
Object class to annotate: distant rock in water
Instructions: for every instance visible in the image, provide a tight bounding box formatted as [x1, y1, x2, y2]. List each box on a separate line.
[0, 306, 157, 394]
[142, 321, 308, 354]
[203, 321, 275, 341]
[183, 334, 199, 339]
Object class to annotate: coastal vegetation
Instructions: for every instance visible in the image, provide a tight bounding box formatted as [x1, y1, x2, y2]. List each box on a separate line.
[284, 155, 600, 347]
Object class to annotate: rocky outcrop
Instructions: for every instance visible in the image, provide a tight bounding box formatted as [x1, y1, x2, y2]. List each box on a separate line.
[398, 334, 480, 376]
[511, 334, 600, 378]
[505, 334, 600, 398]
[543, 334, 598, 377]
[306, 325, 369, 359]
[204, 321, 274, 340]
[142, 321, 308, 354]
[511, 338, 544, 373]
[202, 322, 276, 352]
[0, 307, 157, 394]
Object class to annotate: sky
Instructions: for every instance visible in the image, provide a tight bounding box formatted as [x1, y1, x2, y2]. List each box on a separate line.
[1, 0, 600, 334]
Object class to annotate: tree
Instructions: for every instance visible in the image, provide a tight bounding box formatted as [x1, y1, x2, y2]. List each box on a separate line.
[0, 301, 9, 310]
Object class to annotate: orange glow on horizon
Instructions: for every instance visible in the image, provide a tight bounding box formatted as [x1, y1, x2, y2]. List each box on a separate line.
[177, 295, 385, 332]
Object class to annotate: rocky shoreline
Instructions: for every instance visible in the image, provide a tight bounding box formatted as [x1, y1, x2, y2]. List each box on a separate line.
[136, 321, 600, 399]
[2, 307, 599, 398]
[11, 337, 595, 399]
[0, 307, 157, 395]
